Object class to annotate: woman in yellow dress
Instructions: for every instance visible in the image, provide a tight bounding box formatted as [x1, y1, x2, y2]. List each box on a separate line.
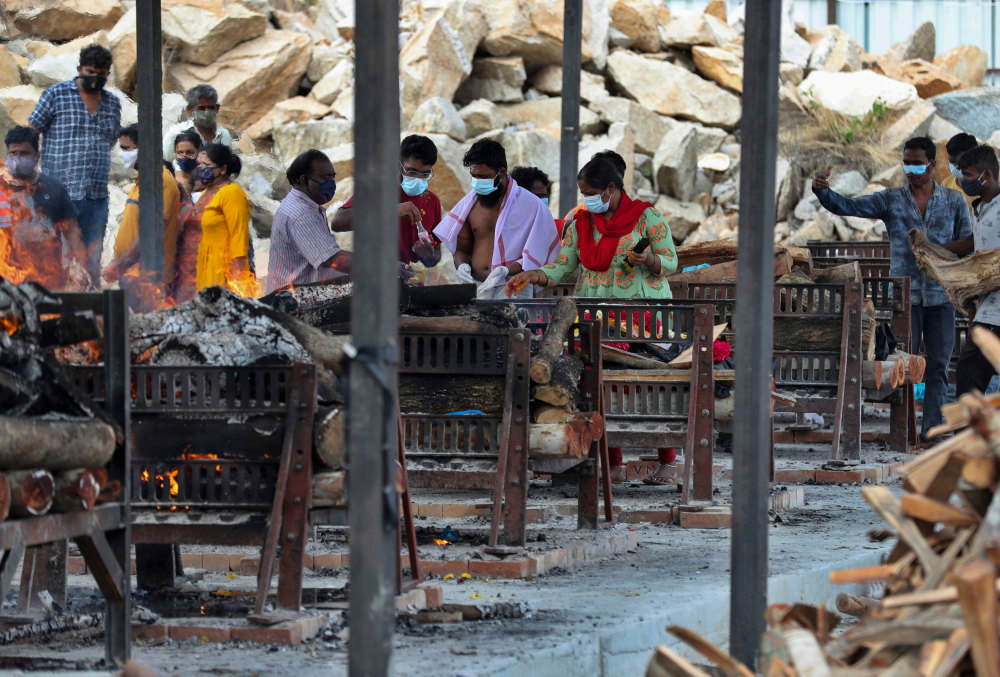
[187, 143, 255, 297]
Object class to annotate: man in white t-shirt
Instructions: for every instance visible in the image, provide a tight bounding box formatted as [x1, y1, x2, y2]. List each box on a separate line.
[162, 84, 234, 163]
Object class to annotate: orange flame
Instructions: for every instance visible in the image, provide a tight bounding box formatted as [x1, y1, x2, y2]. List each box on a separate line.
[432, 538, 452, 546]
[140, 469, 150, 482]
[0, 315, 17, 336]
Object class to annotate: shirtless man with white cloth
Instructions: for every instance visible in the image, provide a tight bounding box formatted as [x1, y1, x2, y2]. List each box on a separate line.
[434, 138, 560, 299]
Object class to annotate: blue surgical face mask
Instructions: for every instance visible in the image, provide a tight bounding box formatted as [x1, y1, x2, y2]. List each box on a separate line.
[583, 189, 609, 214]
[949, 162, 963, 179]
[176, 156, 197, 173]
[903, 163, 928, 175]
[540, 197, 549, 206]
[959, 171, 986, 197]
[309, 177, 337, 204]
[470, 172, 500, 196]
[401, 175, 428, 197]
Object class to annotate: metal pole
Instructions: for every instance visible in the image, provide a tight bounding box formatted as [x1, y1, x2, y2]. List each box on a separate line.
[559, 0, 583, 217]
[827, 0, 837, 25]
[135, 0, 164, 287]
[730, 0, 781, 667]
[348, 0, 399, 675]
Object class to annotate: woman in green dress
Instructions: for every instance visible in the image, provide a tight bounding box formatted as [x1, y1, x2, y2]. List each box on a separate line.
[505, 157, 680, 484]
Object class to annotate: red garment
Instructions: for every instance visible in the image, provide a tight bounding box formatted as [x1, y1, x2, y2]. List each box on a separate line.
[713, 339, 731, 363]
[575, 192, 654, 272]
[607, 448, 675, 468]
[342, 187, 442, 264]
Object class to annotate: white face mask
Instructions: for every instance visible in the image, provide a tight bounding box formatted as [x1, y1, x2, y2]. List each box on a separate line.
[118, 148, 138, 170]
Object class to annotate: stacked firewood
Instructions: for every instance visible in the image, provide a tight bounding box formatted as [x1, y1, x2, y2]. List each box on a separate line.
[645, 326, 1000, 677]
[0, 279, 119, 520]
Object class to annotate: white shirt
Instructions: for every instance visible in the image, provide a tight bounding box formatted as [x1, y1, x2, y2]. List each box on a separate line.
[973, 196, 1000, 326]
[162, 118, 234, 162]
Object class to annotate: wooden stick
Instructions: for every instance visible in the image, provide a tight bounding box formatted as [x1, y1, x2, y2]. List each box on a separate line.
[835, 593, 877, 617]
[829, 564, 893, 584]
[645, 645, 712, 677]
[900, 493, 981, 527]
[52, 468, 100, 513]
[861, 486, 940, 571]
[667, 626, 756, 677]
[881, 579, 1000, 609]
[5, 469, 54, 517]
[0, 473, 9, 521]
[530, 297, 576, 384]
[954, 557, 1000, 677]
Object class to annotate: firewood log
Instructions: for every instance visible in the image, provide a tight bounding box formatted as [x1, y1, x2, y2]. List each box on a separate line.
[0, 473, 9, 521]
[51, 469, 100, 513]
[811, 261, 862, 285]
[910, 228, 1000, 318]
[5, 469, 54, 517]
[312, 470, 345, 507]
[891, 351, 925, 385]
[0, 416, 115, 471]
[399, 316, 501, 334]
[675, 241, 812, 272]
[528, 413, 603, 460]
[862, 361, 883, 390]
[530, 297, 576, 384]
[670, 251, 793, 283]
[530, 355, 583, 407]
[531, 404, 575, 424]
[399, 375, 505, 413]
[313, 406, 345, 470]
[836, 592, 877, 618]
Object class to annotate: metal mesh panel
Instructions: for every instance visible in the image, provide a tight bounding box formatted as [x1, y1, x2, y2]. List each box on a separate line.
[603, 381, 691, 420]
[401, 415, 502, 458]
[399, 333, 508, 375]
[131, 460, 278, 509]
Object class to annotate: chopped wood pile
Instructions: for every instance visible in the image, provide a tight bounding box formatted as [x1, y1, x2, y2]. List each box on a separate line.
[0, 279, 119, 520]
[645, 325, 1000, 677]
[910, 228, 1000, 318]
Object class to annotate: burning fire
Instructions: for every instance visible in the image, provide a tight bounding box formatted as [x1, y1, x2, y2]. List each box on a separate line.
[182, 452, 224, 472]
[0, 314, 18, 336]
[432, 538, 453, 546]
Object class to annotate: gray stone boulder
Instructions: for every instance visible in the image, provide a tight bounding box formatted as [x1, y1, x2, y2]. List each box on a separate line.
[929, 87, 1000, 141]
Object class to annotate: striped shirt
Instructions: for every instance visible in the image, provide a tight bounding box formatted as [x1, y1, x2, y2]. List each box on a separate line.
[266, 188, 343, 293]
[29, 80, 121, 201]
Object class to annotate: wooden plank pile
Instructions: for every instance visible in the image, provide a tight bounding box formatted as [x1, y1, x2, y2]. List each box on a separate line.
[644, 324, 1000, 677]
[0, 279, 120, 521]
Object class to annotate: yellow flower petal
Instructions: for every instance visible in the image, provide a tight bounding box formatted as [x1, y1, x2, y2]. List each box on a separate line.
[443, 573, 455, 580]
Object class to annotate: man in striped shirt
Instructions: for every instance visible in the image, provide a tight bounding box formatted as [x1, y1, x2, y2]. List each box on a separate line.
[266, 149, 351, 293]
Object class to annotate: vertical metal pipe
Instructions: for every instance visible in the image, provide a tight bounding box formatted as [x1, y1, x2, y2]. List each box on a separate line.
[827, 0, 837, 24]
[134, 1, 164, 288]
[559, 0, 583, 217]
[730, 0, 781, 667]
[348, 1, 399, 675]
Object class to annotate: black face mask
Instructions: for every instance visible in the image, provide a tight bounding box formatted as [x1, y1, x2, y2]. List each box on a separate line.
[79, 75, 106, 92]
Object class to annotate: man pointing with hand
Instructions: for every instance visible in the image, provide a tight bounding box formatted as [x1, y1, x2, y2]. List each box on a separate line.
[812, 136, 971, 445]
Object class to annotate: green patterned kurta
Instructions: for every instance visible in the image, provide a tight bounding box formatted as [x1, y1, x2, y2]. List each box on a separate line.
[539, 207, 677, 298]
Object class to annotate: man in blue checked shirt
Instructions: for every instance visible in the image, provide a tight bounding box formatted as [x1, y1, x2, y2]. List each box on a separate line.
[812, 136, 971, 445]
[29, 44, 121, 286]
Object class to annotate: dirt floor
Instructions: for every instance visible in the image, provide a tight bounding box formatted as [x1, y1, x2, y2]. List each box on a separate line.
[0, 407, 909, 676]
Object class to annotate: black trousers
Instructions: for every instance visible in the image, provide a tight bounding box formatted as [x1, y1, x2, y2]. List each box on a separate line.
[956, 322, 1000, 398]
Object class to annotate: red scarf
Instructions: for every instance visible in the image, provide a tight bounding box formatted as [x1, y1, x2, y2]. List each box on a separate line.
[575, 192, 653, 272]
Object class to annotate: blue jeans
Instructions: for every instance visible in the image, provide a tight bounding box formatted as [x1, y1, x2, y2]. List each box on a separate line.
[912, 304, 956, 437]
[73, 197, 109, 283]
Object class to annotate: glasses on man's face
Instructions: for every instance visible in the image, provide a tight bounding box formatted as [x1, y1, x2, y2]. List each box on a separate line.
[401, 164, 433, 180]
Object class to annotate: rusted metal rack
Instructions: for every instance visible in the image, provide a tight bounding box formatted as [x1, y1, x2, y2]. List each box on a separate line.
[508, 300, 717, 502]
[806, 240, 889, 260]
[400, 321, 607, 546]
[2, 290, 131, 666]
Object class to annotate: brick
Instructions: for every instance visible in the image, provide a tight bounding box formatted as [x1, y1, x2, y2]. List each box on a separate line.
[417, 559, 467, 576]
[468, 558, 531, 579]
[440, 504, 472, 518]
[132, 623, 169, 645]
[341, 554, 350, 568]
[181, 553, 202, 569]
[556, 504, 577, 516]
[240, 557, 260, 576]
[422, 585, 443, 608]
[313, 554, 342, 570]
[302, 554, 314, 569]
[623, 510, 673, 524]
[230, 554, 247, 571]
[679, 509, 732, 529]
[418, 504, 444, 518]
[67, 556, 86, 575]
[815, 469, 863, 485]
[774, 469, 816, 484]
[525, 508, 545, 523]
[203, 553, 231, 572]
[395, 588, 427, 611]
[232, 620, 304, 645]
[169, 624, 232, 643]
[300, 615, 324, 641]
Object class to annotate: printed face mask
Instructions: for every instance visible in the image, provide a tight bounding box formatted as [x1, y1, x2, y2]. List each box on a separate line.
[118, 148, 138, 170]
[176, 156, 198, 173]
[5, 155, 35, 178]
[196, 166, 218, 184]
[401, 175, 428, 197]
[193, 109, 217, 128]
[78, 74, 106, 92]
[959, 171, 986, 197]
[583, 189, 610, 214]
[470, 173, 500, 196]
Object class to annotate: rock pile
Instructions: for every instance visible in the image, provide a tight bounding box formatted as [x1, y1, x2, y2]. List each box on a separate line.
[0, 0, 995, 275]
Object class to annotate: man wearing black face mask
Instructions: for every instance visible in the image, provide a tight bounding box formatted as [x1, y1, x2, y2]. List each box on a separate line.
[29, 45, 121, 286]
[266, 149, 352, 293]
[944, 145, 1000, 398]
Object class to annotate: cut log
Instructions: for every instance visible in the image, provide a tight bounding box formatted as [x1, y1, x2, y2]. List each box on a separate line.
[891, 351, 925, 385]
[667, 323, 727, 368]
[835, 592, 877, 617]
[52, 469, 100, 513]
[399, 375, 505, 413]
[5, 469, 54, 517]
[312, 470, 345, 507]
[399, 315, 502, 334]
[861, 361, 883, 390]
[861, 299, 876, 361]
[530, 355, 583, 407]
[529, 413, 604, 460]
[811, 261, 862, 285]
[674, 240, 812, 272]
[0, 473, 9, 521]
[531, 404, 575, 424]
[530, 297, 576, 384]
[313, 406, 344, 469]
[670, 251, 793, 284]
[776, 269, 815, 286]
[910, 228, 1000, 318]
[0, 416, 115, 471]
